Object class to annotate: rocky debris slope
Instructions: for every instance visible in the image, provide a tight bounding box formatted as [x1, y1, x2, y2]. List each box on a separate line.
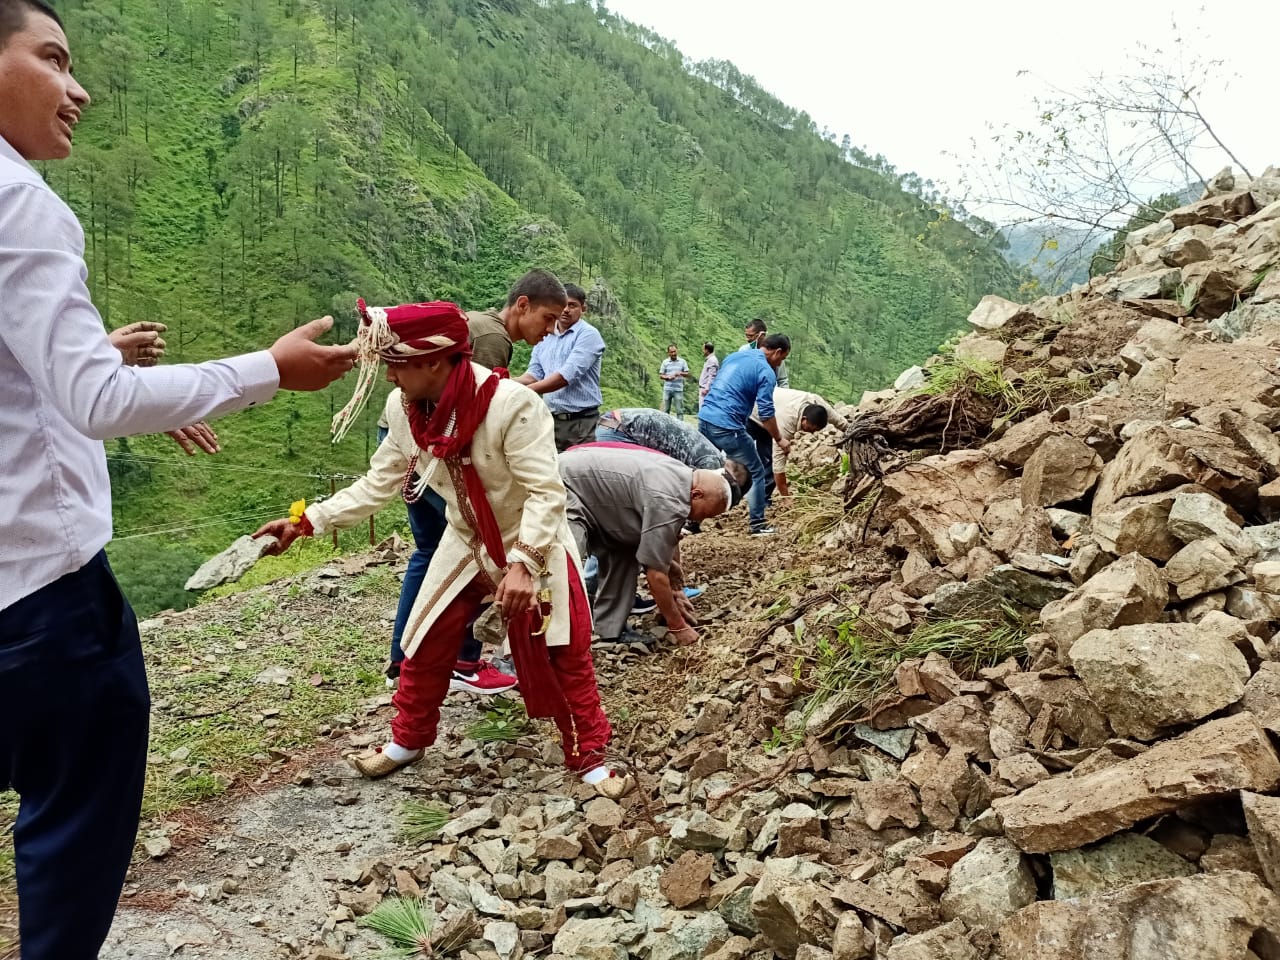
[95, 166, 1280, 960]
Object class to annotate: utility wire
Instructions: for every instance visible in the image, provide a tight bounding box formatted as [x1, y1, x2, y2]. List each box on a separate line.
[113, 505, 302, 541]
[105, 454, 328, 480]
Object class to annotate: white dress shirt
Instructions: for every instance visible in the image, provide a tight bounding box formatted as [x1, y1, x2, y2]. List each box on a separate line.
[0, 136, 280, 611]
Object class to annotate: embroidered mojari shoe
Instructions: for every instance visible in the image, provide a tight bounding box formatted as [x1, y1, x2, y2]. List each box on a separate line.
[347, 746, 424, 779]
[592, 771, 637, 800]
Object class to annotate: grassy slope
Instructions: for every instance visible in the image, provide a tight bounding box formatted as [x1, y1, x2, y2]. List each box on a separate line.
[40, 0, 1014, 614]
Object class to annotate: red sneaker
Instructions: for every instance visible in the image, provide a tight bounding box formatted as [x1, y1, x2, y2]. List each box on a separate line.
[450, 659, 518, 694]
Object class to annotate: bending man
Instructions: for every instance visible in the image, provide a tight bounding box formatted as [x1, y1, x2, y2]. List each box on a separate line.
[560, 445, 732, 646]
[748, 388, 849, 499]
[596, 407, 750, 490]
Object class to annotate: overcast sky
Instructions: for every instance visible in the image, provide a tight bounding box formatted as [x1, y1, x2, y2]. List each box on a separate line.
[602, 0, 1280, 212]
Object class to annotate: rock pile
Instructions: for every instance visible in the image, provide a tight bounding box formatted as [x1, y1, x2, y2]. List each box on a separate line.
[303, 167, 1280, 959]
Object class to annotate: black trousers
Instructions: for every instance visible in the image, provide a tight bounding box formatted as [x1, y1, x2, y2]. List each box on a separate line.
[0, 552, 150, 959]
[746, 419, 777, 501]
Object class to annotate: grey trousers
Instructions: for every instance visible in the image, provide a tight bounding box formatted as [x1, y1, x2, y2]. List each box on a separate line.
[568, 505, 640, 641]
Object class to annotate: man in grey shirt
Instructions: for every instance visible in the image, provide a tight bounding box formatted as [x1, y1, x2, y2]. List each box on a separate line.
[559, 446, 731, 646]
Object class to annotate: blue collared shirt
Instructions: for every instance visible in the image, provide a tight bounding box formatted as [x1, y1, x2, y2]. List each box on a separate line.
[0, 135, 279, 610]
[698, 349, 777, 430]
[526, 318, 605, 413]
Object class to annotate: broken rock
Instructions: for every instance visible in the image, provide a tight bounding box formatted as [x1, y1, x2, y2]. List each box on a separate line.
[1164, 538, 1244, 601]
[1241, 791, 1280, 891]
[993, 714, 1280, 854]
[750, 874, 839, 959]
[939, 837, 1036, 931]
[1020, 435, 1103, 508]
[1050, 833, 1196, 900]
[1038, 553, 1167, 657]
[885, 920, 990, 960]
[1070, 620, 1250, 741]
[660, 851, 715, 909]
[996, 871, 1280, 960]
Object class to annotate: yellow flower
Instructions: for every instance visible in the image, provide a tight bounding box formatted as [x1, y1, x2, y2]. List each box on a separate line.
[288, 499, 307, 524]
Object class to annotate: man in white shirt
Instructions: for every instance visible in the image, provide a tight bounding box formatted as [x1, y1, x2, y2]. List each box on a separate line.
[0, 4, 355, 956]
[747, 388, 849, 499]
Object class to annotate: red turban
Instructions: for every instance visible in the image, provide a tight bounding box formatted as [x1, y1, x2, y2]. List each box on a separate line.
[332, 298, 507, 570]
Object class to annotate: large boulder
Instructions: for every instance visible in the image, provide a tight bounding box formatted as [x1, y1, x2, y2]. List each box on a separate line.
[1165, 343, 1280, 419]
[880, 451, 1011, 561]
[992, 714, 1280, 854]
[749, 874, 839, 959]
[1090, 487, 1188, 562]
[1092, 424, 1262, 515]
[1125, 316, 1201, 361]
[996, 871, 1280, 960]
[1182, 261, 1253, 318]
[1163, 539, 1245, 601]
[967, 295, 1023, 332]
[1105, 268, 1180, 301]
[884, 921, 990, 960]
[939, 838, 1036, 931]
[954, 336, 1009, 366]
[1039, 553, 1168, 657]
[1157, 232, 1212, 267]
[553, 918, 641, 960]
[1210, 300, 1280, 343]
[1020, 436, 1103, 508]
[1241, 791, 1280, 892]
[1243, 662, 1280, 721]
[1166, 190, 1258, 228]
[1166, 491, 1255, 558]
[1050, 833, 1196, 900]
[1070, 619, 1250, 740]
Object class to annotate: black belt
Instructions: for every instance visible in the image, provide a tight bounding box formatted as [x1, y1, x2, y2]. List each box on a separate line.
[552, 408, 599, 422]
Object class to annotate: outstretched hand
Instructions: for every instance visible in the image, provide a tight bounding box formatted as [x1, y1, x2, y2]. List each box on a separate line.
[110, 321, 168, 367]
[252, 518, 303, 555]
[269, 317, 358, 392]
[165, 422, 220, 455]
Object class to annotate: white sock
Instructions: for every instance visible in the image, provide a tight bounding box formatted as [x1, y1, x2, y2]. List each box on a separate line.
[383, 741, 418, 762]
[581, 765, 611, 785]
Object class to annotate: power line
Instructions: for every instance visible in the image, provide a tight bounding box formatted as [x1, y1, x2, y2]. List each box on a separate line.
[105, 454, 327, 481]
[113, 504, 302, 541]
[105, 455, 372, 486]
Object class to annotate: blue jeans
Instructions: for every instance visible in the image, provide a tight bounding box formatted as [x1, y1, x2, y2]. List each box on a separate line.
[661, 389, 685, 419]
[699, 419, 769, 529]
[594, 425, 632, 444]
[390, 488, 484, 665]
[1, 553, 150, 959]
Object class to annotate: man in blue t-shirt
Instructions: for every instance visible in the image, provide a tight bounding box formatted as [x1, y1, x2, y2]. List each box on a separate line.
[698, 333, 792, 535]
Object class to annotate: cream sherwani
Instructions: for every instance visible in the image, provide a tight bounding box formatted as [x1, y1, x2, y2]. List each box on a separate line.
[306, 366, 584, 657]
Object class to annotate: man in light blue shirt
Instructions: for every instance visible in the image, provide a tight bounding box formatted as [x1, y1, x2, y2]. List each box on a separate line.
[519, 282, 606, 451]
[0, 4, 355, 955]
[658, 343, 690, 418]
[699, 334, 792, 535]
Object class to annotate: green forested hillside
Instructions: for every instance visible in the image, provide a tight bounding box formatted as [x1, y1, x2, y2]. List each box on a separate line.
[43, 0, 1018, 612]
